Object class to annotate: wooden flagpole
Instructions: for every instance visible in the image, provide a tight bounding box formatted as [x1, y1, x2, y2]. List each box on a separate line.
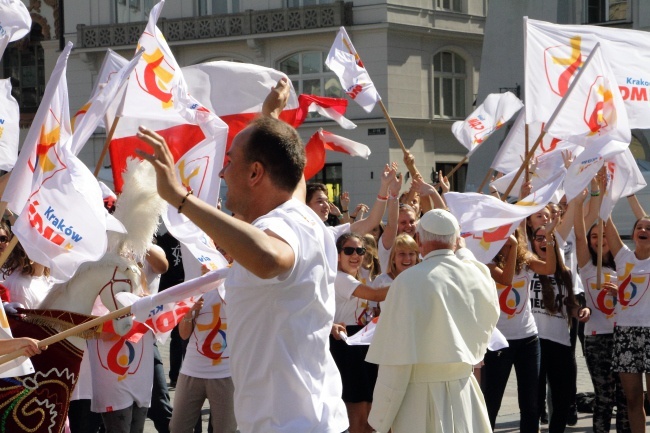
[377, 100, 422, 180]
[93, 116, 120, 177]
[477, 169, 494, 193]
[524, 123, 530, 183]
[0, 305, 132, 367]
[501, 131, 546, 200]
[596, 217, 603, 291]
[446, 155, 469, 179]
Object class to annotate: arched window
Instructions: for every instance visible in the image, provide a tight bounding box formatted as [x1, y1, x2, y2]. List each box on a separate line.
[2, 24, 45, 116]
[278, 51, 343, 98]
[433, 51, 467, 119]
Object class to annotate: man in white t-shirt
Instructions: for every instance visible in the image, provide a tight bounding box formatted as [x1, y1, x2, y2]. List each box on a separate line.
[137, 79, 349, 433]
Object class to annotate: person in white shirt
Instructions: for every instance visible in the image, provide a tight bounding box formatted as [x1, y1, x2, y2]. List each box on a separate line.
[137, 80, 349, 433]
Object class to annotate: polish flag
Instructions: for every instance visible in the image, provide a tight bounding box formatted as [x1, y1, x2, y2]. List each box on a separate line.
[304, 128, 371, 179]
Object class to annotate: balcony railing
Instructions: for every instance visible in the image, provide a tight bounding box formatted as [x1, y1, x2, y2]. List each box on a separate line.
[77, 1, 352, 48]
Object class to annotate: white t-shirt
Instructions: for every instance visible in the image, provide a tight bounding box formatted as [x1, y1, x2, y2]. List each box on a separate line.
[334, 271, 374, 326]
[180, 290, 230, 379]
[580, 262, 617, 335]
[4, 272, 53, 308]
[225, 199, 348, 433]
[529, 273, 571, 346]
[495, 268, 538, 340]
[614, 246, 650, 327]
[371, 272, 393, 311]
[87, 331, 154, 413]
[378, 234, 391, 274]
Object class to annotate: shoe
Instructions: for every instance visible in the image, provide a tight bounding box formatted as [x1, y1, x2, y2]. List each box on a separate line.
[169, 380, 176, 389]
[567, 405, 578, 426]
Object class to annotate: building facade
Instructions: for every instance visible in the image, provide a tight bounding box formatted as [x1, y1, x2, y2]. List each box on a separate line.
[3, 0, 487, 204]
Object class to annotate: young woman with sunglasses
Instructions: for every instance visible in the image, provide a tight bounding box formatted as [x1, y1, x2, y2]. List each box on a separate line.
[330, 232, 389, 433]
[529, 222, 590, 433]
[604, 204, 650, 433]
[573, 189, 630, 433]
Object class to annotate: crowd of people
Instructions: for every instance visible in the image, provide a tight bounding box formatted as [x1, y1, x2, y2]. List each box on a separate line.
[2, 78, 650, 433]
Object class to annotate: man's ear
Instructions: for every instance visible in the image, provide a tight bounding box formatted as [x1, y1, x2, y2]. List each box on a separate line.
[250, 161, 264, 185]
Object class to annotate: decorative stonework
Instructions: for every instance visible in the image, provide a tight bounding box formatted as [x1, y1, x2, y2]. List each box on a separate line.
[30, 13, 51, 39]
[77, 1, 353, 48]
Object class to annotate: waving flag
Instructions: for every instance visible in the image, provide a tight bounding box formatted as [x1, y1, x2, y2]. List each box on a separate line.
[71, 49, 129, 133]
[543, 44, 630, 148]
[304, 129, 371, 179]
[446, 168, 566, 233]
[182, 61, 355, 149]
[452, 92, 523, 156]
[326, 27, 381, 113]
[0, 0, 31, 58]
[0, 79, 19, 171]
[525, 17, 650, 129]
[461, 223, 519, 265]
[600, 149, 647, 220]
[3, 43, 111, 281]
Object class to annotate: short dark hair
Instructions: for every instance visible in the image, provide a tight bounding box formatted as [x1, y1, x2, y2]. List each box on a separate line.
[243, 117, 305, 192]
[306, 183, 328, 203]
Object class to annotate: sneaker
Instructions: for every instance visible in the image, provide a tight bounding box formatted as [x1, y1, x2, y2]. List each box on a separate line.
[169, 380, 176, 389]
[567, 405, 578, 426]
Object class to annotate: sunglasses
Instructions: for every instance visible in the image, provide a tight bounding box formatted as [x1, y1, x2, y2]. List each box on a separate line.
[342, 247, 366, 256]
[0, 236, 8, 243]
[533, 235, 547, 243]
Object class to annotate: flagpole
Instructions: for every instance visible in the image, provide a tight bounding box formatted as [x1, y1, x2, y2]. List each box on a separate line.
[501, 131, 546, 200]
[596, 217, 603, 291]
[0, 305, 132, 367]
[377, 100, 422, 180]
[446, 155, 469, 179]
[524, 123, 530, 183]
[93, 116, 120, 177]
[477, 168, 494, 193]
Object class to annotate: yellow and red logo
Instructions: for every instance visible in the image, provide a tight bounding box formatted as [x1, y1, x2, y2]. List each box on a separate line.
[135, 38, 176, 109]
[584, 76, 616, 136]
[587, 273, 616, 318]
[497, 277, 530, 318]
[617, 263, 650, 309]
[196, 303, 228, 365]
[544, 36, 584, 97]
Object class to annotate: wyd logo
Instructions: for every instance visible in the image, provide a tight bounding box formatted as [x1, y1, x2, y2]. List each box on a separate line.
[497, 277, 529, 318]
[28, 124, 65, 176]
[471, 224, 513, 251]
[136, 43, 175, 109]
[587, 274, 616, 318]
[102, 336, 145, 380]
[617, 263, 650, 309]
[584, 76, 616, 135]
[544, 36, 584, 97]
[196, 303, 228, 365]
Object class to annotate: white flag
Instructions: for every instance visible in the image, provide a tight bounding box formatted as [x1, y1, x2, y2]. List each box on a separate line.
[447, 168, 566, 233]
[461, 223, 519, 265]
[600, 149, 647, 220]
[452, 92, 523, 156]
[326, 27, 381, 113]
[543, 44, 630, 148]
[525, 17, 650, 128]
[0, 78, 19, 171]
[0, 0, 31, 59]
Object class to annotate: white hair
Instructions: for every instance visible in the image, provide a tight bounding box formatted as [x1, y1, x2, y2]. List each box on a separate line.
[416, 220, 458, 246]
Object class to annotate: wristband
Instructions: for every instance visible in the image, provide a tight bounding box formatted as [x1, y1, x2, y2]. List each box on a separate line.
[182, 317, 193, 324]
[337, 214, 344, 220]
[177, 189, 194, 214]
[388, 193, 399, 201]
[545, 240, 555, 247]
[377, 194, 388, 202]
[341, 209, 348, 213]
[590, 191, 600, 197]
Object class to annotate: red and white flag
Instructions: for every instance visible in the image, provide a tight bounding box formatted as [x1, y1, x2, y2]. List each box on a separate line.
[452, 92, 523, 156]
[326, 27, 381, 113]
[304, 129, 371, 180]
[0, 0, 31, 59]
[3, 43, 110, 281]
[461, 223, 519, 265]
[446, 168, 565, 233]
[525, 17, 650, 129]
[344, 317, 378, 345]
[543, 44, 630, 148]
[0, 79, 19, 171]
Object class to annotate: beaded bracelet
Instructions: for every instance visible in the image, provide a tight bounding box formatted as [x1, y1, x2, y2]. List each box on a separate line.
[178, 189, 194, 214]
[377, 194, 388, 202]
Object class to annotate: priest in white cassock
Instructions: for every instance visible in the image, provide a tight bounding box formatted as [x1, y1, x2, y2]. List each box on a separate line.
[366, 209, 499, 433]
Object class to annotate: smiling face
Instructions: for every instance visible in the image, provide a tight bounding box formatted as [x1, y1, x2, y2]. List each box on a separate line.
[532, 226, 550, 259]
[588, 224, 609, 255]
[338, 237, 365, 276]
[393, 246, 418, 276]
[308, 190, 330, 222]
[398, 208, 417, 237]
[633, 217, 650, 247]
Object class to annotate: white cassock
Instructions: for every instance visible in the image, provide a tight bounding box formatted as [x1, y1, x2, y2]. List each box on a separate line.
[366, 248, 499, 433]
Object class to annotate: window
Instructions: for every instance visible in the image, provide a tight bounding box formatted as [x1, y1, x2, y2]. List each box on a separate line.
[113, 0, 151, 23]
[287, 0, 334, 7]
[198, 0, 240, 15]
[279, 51, 343, 97]
[437, 0, 462, 12]
[435, 162, 467, 192]
[585, 0, 628, 23]
[433, 51, 466, 119]
[2, 24, 45, 116]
